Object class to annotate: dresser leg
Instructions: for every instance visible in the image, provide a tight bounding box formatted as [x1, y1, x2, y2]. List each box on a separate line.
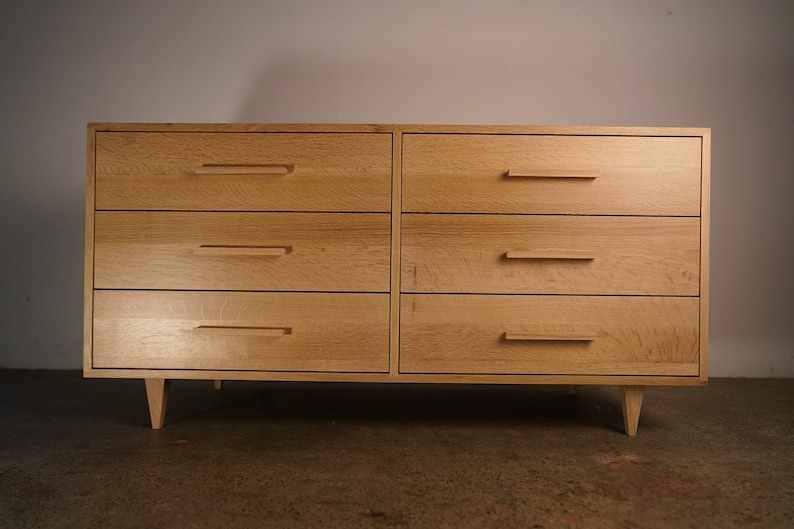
[619, 385, 644, 437]
[214, 380, 223, 391]
[145, 378, 171, 429]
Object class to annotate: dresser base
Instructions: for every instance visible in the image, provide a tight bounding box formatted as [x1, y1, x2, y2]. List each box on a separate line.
[141, 377, 651, 436]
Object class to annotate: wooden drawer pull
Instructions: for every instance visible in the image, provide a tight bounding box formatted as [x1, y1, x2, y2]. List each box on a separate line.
[504, 251, 594, 260]
[507, 169, 599, 179]
[193, 164, 294, 176]
[193, 245, 291, 256]
[193, 326, 292, 337]
[504, 331, 598, 341]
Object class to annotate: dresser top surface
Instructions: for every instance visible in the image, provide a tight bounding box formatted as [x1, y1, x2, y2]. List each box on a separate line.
[87, 123, 710, 137]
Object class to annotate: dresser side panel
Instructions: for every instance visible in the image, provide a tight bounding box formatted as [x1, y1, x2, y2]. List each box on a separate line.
[699, 130, 711, 381]
[84, 125, 97, 374]
[389, 131, 402, 377]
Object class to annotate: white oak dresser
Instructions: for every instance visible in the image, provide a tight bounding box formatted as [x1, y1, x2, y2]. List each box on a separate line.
[84, 123, 710, 435]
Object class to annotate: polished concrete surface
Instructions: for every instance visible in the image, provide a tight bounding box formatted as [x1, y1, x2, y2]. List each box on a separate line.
[1, 371, 792, 528]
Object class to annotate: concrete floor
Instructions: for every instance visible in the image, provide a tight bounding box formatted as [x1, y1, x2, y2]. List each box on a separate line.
[0, 371, 792, 528]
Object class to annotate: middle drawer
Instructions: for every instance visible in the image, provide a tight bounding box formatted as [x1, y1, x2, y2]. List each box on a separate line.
[94, 212, 391, 292]
[402, 214, 700, 295]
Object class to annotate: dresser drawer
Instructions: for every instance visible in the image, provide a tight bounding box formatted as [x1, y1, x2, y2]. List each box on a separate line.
[400, 294, 700, 376]
[94, 211, 391, 292]
[95, 132, 392, 211]
[93, 291, 390, 372]
[402, 134, 702, 215]
[401, 214, 700, 295]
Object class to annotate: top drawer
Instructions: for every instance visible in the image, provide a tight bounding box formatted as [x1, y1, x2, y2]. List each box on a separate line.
[94, 132, 392, 211]
[402, 134, 702, 215]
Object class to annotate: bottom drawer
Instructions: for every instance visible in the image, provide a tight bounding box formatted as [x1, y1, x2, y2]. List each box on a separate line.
[400, 294, 699, 376]
[93, 291, 390, 372]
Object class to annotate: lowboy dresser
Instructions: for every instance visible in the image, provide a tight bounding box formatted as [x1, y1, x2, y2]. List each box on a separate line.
[84, 123, 710, 435]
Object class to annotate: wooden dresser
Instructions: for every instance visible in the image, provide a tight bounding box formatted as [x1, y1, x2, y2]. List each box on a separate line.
[85, 124, 710, 435]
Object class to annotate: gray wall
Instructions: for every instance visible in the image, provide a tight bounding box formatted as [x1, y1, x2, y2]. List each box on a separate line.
[1, 0, 792, 376]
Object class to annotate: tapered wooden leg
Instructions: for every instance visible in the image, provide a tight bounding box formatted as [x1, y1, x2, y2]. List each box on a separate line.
[619, 385, 644, 437]
[569, 385, 580, 395]
[145, 378, 171, 429]
[214, 380, 223, 391]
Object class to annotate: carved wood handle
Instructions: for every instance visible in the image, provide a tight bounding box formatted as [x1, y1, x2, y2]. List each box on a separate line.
[193, 246, 291, 256]
[193, 326, 292, 337]
[504, 251, 594, 260]
[506, 169, 599, 179]
[193, 164, 294, 176]
[503, 331, 598, 341]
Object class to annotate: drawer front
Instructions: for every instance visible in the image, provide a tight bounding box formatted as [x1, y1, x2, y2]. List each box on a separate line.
[401, 215, 700, 295]
[400, 294, 699, 376]
[402, 134, 702, 215]
[95, 132, 392, 211]
[93, 291, 390, 372]
[94, 212, 391, 292]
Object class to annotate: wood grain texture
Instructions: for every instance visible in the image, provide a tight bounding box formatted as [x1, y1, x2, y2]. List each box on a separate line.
[94, 212, 390, 292]
[192, 246, 290, 256]
[85, 368, 706, 387]
[401, 214, 700, 295]
[400, 294, 699, 376]
[389, 131, 403, 377]
[88, 123, 710, 137]
[95, 132, 391, 211]
[504, 331, 599, 341]
[402, 134, 701, 215]
[144, 378, 170, 429]
[191, 326, 292, 337]
[620, 385, 645, 436]
[192, 164, 294, 176]
[506, 168, 600, 179]
[93, 291, 390, 372]
[503, 251, 594, 260]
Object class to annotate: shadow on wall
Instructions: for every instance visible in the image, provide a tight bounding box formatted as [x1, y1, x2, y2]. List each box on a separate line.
[233, 54, 341, 124]
[231, 46, 532, 125]
[230, 40, 693, 126]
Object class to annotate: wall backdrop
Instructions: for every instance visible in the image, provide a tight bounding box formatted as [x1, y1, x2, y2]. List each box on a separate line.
[1, 0, 792, 376]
